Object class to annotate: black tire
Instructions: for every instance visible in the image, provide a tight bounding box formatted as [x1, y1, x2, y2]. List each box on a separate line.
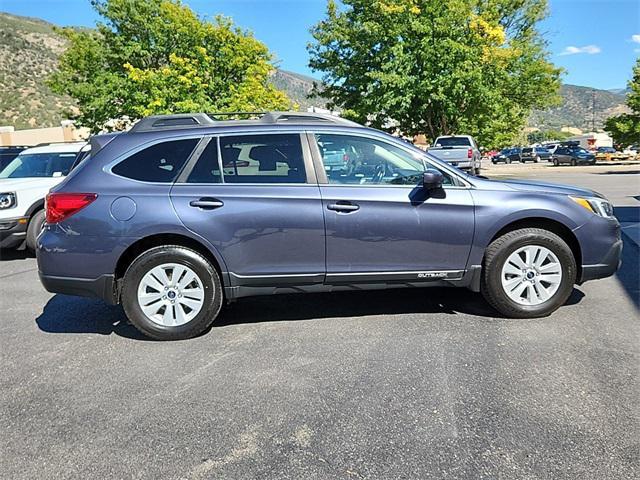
[553, 158, 559, 166]
[571, 158, 577, 166]
[534, 156, 540, 163]
[26, 209, 45, 251]
[121, 245, 223, 340]
[506, 158, 511, 164]
[480, 228, 577, 318]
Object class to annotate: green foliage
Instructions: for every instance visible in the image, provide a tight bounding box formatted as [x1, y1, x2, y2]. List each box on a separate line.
[526, 129, 571, 144]
[308, 0, 562, 148]
[49, 0, 291, 132]
[605, 59, 640, 146]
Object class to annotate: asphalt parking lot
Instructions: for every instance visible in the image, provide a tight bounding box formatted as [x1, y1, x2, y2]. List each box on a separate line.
[1, 163, 638, 479]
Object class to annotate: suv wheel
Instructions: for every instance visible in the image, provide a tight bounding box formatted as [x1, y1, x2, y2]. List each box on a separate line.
[26, 210, 46, 251]
[121, 246, 223, 340]
[553, 158, 559, 166]
[481, 228, 576, 318]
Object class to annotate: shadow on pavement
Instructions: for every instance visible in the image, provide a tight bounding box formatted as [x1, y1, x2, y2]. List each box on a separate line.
[36, 285, 589, 340]
[596, 170, 640, 175]
[0, 248, 34, 261]
[36, 295, 148, 340]
[214, 287, 585, 328]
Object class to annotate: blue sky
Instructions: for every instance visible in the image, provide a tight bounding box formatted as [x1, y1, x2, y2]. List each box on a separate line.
[3, 0, 639, 89]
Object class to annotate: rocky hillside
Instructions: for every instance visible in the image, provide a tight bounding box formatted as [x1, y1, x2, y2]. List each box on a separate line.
[0, 11, 629, 132]
[530, 84, 631, 131]
[0, 12, 78, 128]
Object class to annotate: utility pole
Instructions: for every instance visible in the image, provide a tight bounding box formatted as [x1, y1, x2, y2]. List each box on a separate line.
[592, 89, 596, 133]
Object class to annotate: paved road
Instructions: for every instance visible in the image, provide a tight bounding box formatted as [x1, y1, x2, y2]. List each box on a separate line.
[1, 166, 638, 479]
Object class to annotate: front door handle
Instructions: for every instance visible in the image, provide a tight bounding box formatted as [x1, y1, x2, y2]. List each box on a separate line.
[327, 201, 360, 213]
[189, 198, 224, 210]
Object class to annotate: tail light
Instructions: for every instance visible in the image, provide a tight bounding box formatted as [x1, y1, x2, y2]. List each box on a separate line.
[46, 193, 97, 224]
[343, 153, 350, 163]
[467, 148, 473, 158]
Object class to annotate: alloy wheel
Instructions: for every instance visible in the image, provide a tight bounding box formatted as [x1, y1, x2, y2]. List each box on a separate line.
[500, 245, 562, 306]
[137, 263, 206, 326]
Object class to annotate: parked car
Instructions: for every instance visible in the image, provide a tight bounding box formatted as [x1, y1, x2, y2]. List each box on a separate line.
[520, 147, 551, 163]
[0, 146, 28, 172]
[0, 142, 87, 250]
[552, 146, 596, 166]
[37, 112, 622, 340]
[492, 148, 522, 164]
[427, 135, 481, 175]
[595, 146, 630, 162]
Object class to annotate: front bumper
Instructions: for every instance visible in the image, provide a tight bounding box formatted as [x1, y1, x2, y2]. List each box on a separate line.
[39, 272, 118, 304]
[579, 238, 623, 283]
[0, 216, 28, 249]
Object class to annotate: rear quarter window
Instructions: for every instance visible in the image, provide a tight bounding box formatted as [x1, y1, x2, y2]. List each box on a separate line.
[112, 139, 198, 182]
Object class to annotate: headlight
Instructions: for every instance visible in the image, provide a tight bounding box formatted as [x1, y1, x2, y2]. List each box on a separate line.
[570, 196, 614, 218]
[0, 192, 16, 209]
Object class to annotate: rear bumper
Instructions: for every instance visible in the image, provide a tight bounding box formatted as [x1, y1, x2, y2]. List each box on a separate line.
[38, 272, 118, 304]
[0, 216, 28, 249]
[578, 238, 623, 283]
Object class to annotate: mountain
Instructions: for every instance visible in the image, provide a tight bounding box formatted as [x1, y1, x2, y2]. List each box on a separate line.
[0, 12, 78, 129]
[529, 84, 630, 132]
[271, 69, 328, 110]
[0, 11, 629, 132]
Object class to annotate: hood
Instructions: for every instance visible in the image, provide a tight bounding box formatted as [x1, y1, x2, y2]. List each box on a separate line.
[0, 177, 63, 191]
[497, 179, 601, 198]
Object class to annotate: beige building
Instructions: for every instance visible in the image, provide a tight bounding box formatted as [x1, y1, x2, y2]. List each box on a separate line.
[0, 121, 89, 147]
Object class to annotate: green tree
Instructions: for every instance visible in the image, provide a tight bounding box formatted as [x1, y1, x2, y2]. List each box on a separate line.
[49, 0, 291, 132]
[605, 58, 640, 146]
[308, 0, 561, 147]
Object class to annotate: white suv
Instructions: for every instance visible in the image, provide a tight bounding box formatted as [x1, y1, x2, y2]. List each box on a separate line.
[0, 142, 88, 251]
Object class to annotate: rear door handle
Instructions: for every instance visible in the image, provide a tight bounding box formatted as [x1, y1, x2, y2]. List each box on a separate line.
[189, 198, 224, 210]
[327, 201, 359, 213]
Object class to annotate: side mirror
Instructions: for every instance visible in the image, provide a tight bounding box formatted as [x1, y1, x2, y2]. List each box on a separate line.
[422, 169, 444, 190]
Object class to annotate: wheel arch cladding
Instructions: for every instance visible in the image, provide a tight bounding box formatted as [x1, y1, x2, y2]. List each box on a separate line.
[114, 233, 226, 285]
[486, 217, 582, 279]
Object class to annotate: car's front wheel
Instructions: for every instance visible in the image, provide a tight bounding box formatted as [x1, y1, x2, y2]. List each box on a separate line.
[121, 246, 223, 340]
[481, 228, 576, 318]
[26, 209, 46, 251]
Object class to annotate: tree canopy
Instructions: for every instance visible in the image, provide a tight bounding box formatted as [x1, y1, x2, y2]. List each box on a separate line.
[605, 58, 640, 146]
[308, 0, 562, 147]
[49, 0, 291, 132]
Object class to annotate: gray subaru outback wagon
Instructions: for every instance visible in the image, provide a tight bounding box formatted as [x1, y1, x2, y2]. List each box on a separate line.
[37, 112, 622, 340]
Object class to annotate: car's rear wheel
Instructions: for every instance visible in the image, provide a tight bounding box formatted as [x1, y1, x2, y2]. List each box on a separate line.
[534, 155, 540, 163]
[553, 158, 559, 166]
[481, 228, 576, 318]
[571, 158, 577, 166]
[121, 246, 222, 340]
[26, 209, 45, 251]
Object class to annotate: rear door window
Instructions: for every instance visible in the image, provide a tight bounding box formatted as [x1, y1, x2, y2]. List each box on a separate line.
[112, 139, 198, 182]
[219, 134, 306, 184]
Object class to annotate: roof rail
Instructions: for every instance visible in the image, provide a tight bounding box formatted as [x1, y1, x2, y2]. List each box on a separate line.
[129, 111, 358, 133]
[130, 113, 216, 133]
[259, 111, 358, 126]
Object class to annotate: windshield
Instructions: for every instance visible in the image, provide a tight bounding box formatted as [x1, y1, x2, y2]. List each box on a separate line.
[434, 137, 471, 147]
[0, 152, 77, 179]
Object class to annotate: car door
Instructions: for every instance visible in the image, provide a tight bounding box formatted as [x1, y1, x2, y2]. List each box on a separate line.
[170, 132, 326, 287]
[310, 132, 475, 284]
[555, 147, 569, 164]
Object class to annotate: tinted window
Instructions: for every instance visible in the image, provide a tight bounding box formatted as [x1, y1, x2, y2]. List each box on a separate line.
[317, 134, 455, 186]
[112, 139, 198, 182]
[219, 134, 305, 184]
[186, 140, 221, 184]
[522, 148, 532, 154]
[434, 136, 471, 147]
